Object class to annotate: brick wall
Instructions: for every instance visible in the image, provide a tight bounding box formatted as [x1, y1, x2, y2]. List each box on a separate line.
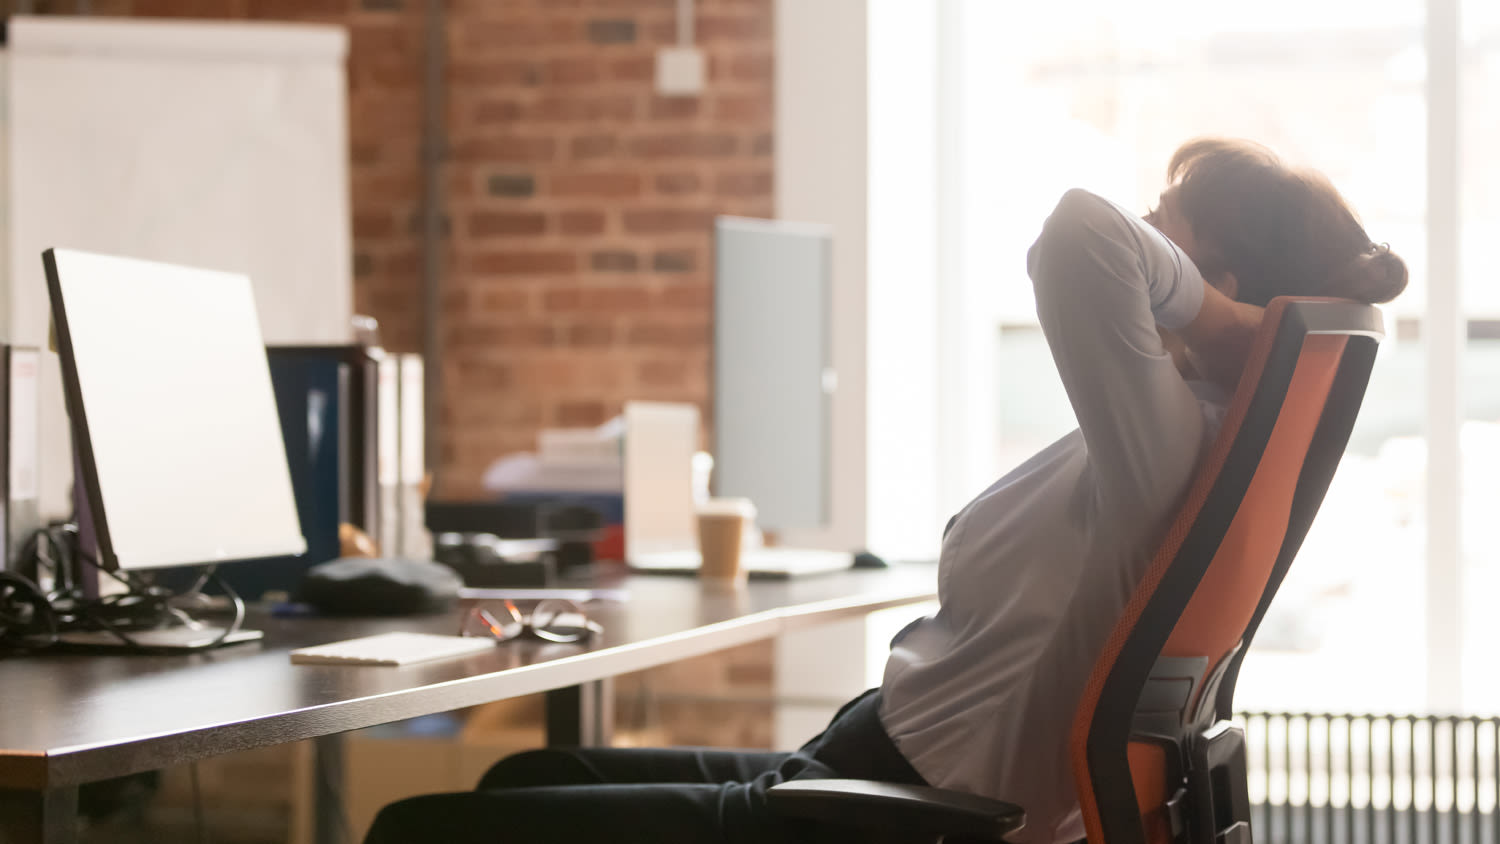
[439, 0, 773, 493]
[82, 0, 775, 495]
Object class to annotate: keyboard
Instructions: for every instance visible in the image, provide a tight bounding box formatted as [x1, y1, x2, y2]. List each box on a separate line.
[289, 632, 496, 666]
[630, 547, 854, 579]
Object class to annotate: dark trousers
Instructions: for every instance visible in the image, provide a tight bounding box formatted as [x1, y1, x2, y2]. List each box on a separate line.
[364, 689, 925, 844]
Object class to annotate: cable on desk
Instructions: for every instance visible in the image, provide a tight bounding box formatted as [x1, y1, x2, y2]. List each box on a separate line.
[1, 522, 247, 655]
[0, 570, 59, 652]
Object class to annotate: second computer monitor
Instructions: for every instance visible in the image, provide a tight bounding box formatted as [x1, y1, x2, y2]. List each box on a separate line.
[712, 216, 833, 534]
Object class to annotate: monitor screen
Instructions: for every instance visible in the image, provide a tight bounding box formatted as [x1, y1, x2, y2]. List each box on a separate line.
[45, 248, 306, 570]
[712, 216, 833, 533]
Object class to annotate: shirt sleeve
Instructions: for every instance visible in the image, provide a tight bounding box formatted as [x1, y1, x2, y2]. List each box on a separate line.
[1025, 188, 1209, 511]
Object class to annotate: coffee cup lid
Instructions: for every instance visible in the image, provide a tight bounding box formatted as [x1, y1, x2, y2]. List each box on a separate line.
[697, 497, 757, 519]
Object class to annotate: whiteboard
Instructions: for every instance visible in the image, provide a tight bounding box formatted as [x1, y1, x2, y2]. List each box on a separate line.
[46, 249, 305, 570]
[0, 17, 351, 519]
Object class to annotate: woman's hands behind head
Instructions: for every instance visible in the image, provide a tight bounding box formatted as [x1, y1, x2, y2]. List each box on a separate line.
[1179, 286, 1265, 394]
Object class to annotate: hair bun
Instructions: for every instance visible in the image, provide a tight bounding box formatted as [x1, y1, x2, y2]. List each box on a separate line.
[1334, 243, 1409, 304]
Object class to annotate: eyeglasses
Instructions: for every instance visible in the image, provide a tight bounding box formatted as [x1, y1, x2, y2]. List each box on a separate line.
[459, 599, 602, 644]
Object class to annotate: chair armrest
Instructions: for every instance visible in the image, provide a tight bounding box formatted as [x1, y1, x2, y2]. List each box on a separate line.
[767, 779, 1025, 841]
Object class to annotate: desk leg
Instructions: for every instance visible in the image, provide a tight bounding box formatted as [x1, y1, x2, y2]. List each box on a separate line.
[312, 733, 346, 844]
[0, 787, 79, 844]
[545, 678, 613, 747]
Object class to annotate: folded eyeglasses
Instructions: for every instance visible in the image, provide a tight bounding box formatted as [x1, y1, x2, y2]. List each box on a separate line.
[459, 599, 602, 644]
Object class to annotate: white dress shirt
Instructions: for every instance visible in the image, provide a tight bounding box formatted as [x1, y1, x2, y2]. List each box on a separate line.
[879, 188, 1229, 844]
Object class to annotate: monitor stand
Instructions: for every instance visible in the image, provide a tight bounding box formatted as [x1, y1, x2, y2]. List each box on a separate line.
[56, 626, 263, 651]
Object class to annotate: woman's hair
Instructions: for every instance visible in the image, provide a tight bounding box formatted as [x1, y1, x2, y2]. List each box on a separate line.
[1167, 138, 1408, 306]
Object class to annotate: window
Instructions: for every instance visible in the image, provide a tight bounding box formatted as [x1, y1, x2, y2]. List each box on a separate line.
[1458, 0, 1500, 712]
[944, 0, 1491, 713]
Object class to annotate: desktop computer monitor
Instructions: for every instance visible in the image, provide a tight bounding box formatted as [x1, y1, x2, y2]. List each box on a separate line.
[44, 248, 307, 572]
[712, 216, 833, 534]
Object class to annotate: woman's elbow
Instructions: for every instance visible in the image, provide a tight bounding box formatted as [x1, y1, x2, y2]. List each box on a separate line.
[1028, 189, 1105, 285]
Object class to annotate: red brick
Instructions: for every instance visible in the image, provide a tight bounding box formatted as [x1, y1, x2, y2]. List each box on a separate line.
[383, 250, 422, 277]
[469, 211, 548, 237]
[527, 95, 638, 122]
[458, 20, 583, 50]
[130, 0, 241, 15]
[447, 398, 546, 428]
[551, 171, 643, 198]
[628, 133, 738, 158]
[641, 19, 677, 44]
[358, 172, 421, 202]
[354, 211, 398, 238]
[591, 250, 639, 272]
[365, 285, 419, 317]
[649, 97, 701, 120]
[486, 172, 537, 197]
[496, 358, 576, 391]
[714, 94, 771, 124]
[247, 0, 345, 16]
[626, 319, 711, 346]
[609, 55, 655, 82]
[565, 320, 616, 347]
[622, 208, 716, 235]
[348, 22, 421, 59]
[354, 58, 424, 90]
[442, 289, 472, 316]
[450, 60, 542, 87]
[451, 136, 558, 162]
[446, 0, 558, 17]
[556, 400, 608, 426]
[450, 321, 559, 349]
[542, 286, 584, 311]
[559, 210, 609, 235]
[571, 134, 619, 159]
[474, 285, 531, 313]
[714, 170, 772, 197]
[654, 172, 702, 195]
[352, 98, 423, 136]
[652, 250, 696, 273]
[544, 284, 652, 311]
[639, 358, 689, 386]
[456, 360, 515, 390]
[586, 19, 638, 45]
[582, 0, 677, 9]
[473, 100, 524, 125]
[466, 250, 578, 275]
[698, 15, 771, 42]
[727, 52, 774, 84]
[658, 284, 711, 309]
[550, 57, 602, 85]
[351, 141, 383, 166]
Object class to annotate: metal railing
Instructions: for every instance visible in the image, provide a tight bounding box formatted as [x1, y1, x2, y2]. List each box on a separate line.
[1238, 713, 1500, 844]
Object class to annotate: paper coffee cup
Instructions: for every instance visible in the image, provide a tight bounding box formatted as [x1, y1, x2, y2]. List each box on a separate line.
[696, 498, 756, 583]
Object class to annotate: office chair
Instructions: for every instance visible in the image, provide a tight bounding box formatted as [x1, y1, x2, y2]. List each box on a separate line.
[768, 298, 1385, 844]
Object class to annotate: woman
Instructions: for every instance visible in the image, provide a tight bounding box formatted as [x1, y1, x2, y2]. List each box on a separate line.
[365, 138, 1407, 844]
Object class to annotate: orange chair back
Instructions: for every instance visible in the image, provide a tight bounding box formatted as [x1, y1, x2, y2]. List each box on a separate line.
[1069, 298, 1385, 844]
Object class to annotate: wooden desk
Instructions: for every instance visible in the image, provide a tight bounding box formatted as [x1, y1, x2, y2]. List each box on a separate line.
[0, 564, 937, 844]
